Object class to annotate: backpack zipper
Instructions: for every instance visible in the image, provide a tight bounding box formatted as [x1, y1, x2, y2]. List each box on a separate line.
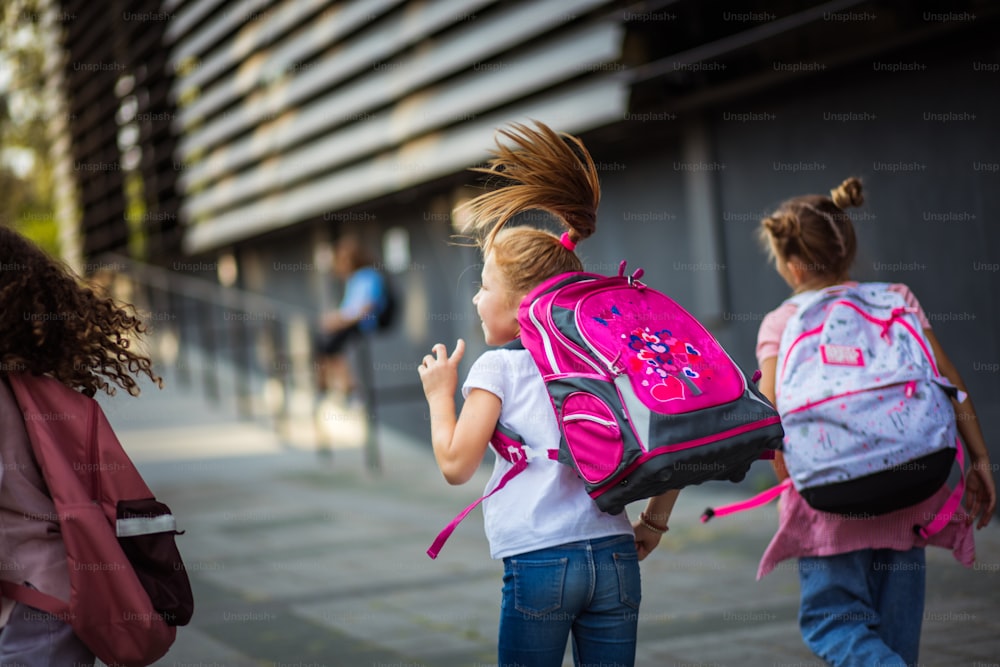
[564, 414, 619, 430]
[574, 283, 752, 406]
[782, 379, 927, 416]
[529, 297, 604, 376]
[528, 299, 562, 374]
[779, 300, 940, 402]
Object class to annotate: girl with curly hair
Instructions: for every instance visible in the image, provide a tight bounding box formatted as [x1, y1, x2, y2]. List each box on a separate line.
[0, 225, 160, 664]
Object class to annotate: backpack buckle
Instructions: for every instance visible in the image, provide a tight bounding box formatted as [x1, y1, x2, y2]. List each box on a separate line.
[627, 268, 646, 289]
[609, 352, 625, 376]
[619, 261, 646, 288]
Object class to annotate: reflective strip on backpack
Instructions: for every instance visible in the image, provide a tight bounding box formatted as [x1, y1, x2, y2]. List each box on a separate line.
[615, 375, 649, 447]
[116, 514, 177, 537]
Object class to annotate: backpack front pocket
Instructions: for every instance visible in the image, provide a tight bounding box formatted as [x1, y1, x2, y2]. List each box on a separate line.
[561, 392, 624, 484]
[117, 499, 194, 626]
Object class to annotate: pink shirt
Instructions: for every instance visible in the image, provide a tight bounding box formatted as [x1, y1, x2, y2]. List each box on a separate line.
[754, 283, 975, 579]
[0, 377, 70, 626]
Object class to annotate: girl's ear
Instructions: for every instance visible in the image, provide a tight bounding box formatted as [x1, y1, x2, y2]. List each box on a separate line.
[785, 257, 807, 287]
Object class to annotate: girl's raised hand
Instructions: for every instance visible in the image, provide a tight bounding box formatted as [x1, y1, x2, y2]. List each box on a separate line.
[418, 340, 465, 400]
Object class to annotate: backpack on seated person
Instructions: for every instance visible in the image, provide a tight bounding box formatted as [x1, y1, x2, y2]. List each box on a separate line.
[375, 271, 397, 331]
[702, 283, 965, 535]
[3, 373, 193, 667]
[428, 262, 784, 557]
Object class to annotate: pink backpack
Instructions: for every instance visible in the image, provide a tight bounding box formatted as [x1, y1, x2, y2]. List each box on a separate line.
[3, 373, 193, 667]
[703, 284, 965, 537]
[429, 262, 782, 557]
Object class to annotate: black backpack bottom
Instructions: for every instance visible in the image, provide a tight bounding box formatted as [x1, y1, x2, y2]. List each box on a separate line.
[801, 448, 956, 517]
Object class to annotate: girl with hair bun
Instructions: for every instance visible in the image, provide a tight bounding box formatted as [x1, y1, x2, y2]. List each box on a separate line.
[418, 121, 678, 666]
[754, 178, 995, 666]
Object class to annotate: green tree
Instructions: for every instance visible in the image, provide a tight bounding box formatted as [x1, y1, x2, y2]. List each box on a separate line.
[1, 0, 60, 256]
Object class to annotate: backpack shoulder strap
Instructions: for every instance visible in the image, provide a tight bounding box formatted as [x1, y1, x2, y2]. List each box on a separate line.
[916, 437, 967, 539]
[701, 478, 793, 522]
[426, 424, 529, 559]
[427, 421, 558, 559]
[0, 580, 70, 620]
[7, 374, 95, 504]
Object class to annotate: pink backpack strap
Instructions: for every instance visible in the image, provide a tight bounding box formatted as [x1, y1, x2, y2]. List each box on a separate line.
[426, 458, 526, 559]
[701, 478, 793, 522]
[0, 581, 70, 620]
[701, 440, 966, 534]
[428, 425, 556, 559]
[916, 437, 966, 539]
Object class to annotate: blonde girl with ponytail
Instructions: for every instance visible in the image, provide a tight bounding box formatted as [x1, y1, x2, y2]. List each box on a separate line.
[754, 178, 995, 667]
[418, 122, 677, 667]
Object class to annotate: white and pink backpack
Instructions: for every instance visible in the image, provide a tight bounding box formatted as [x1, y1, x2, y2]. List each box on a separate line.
[704, 283, 965, 536]
[429, 262, 783, 558]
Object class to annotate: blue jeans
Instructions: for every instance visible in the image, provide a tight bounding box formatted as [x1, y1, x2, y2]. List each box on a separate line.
[798, 547, 926, 667]
[0, 601, 94, 667]
[499, 534, 640, 667]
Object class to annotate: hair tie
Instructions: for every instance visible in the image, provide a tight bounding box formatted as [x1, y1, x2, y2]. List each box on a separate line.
[559, 232, 577, 252]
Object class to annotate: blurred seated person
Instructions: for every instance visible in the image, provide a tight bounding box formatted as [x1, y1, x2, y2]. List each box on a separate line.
[316, 235, 389, 400]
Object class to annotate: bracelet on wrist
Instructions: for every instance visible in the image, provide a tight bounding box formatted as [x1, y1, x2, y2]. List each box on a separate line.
[639, 512, 668, 534]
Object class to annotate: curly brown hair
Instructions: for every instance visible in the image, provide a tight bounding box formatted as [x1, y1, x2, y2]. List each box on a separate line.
[1, 226, 161, 397]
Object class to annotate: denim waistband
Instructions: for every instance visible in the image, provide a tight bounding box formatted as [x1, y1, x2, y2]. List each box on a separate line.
[510, 533, 635, 559]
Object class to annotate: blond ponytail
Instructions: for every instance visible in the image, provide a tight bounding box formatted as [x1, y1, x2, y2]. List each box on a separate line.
[461, 121, 599, 249]
[458, 121, 602, 296]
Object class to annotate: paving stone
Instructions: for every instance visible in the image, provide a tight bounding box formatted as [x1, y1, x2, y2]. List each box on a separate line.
[95, 371, 1000, 667]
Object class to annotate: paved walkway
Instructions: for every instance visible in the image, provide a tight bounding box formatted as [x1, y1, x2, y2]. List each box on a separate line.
[100, 372, 1000, 667]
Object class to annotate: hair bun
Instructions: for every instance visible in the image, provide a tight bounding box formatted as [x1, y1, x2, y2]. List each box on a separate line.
[763, 211, 800, 239]
[831, 177, 864, 209]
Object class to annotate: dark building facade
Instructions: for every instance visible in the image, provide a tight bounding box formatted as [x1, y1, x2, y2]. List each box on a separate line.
[54, 0, 1000, 480]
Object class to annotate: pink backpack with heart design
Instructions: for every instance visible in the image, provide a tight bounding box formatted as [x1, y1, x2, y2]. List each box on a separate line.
[428, 262, 783, 557]
[513, 261, 783, 514]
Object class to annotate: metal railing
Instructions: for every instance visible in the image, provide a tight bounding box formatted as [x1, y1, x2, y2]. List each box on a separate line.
[101, 254, 383, 471]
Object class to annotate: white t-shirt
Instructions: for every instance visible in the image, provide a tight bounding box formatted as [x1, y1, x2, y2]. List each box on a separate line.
[463, 348, 634, 560]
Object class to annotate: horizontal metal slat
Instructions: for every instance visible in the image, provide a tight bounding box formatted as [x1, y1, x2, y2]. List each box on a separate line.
[165, 0, 262, 47]
[178, 0, 614, 182]
[180, 21, 623, 218]
[173, 0, 497, 143]
[174, 0, 401, 96]
[170, 0, 282, 101]
[183, 75, 628, 254]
